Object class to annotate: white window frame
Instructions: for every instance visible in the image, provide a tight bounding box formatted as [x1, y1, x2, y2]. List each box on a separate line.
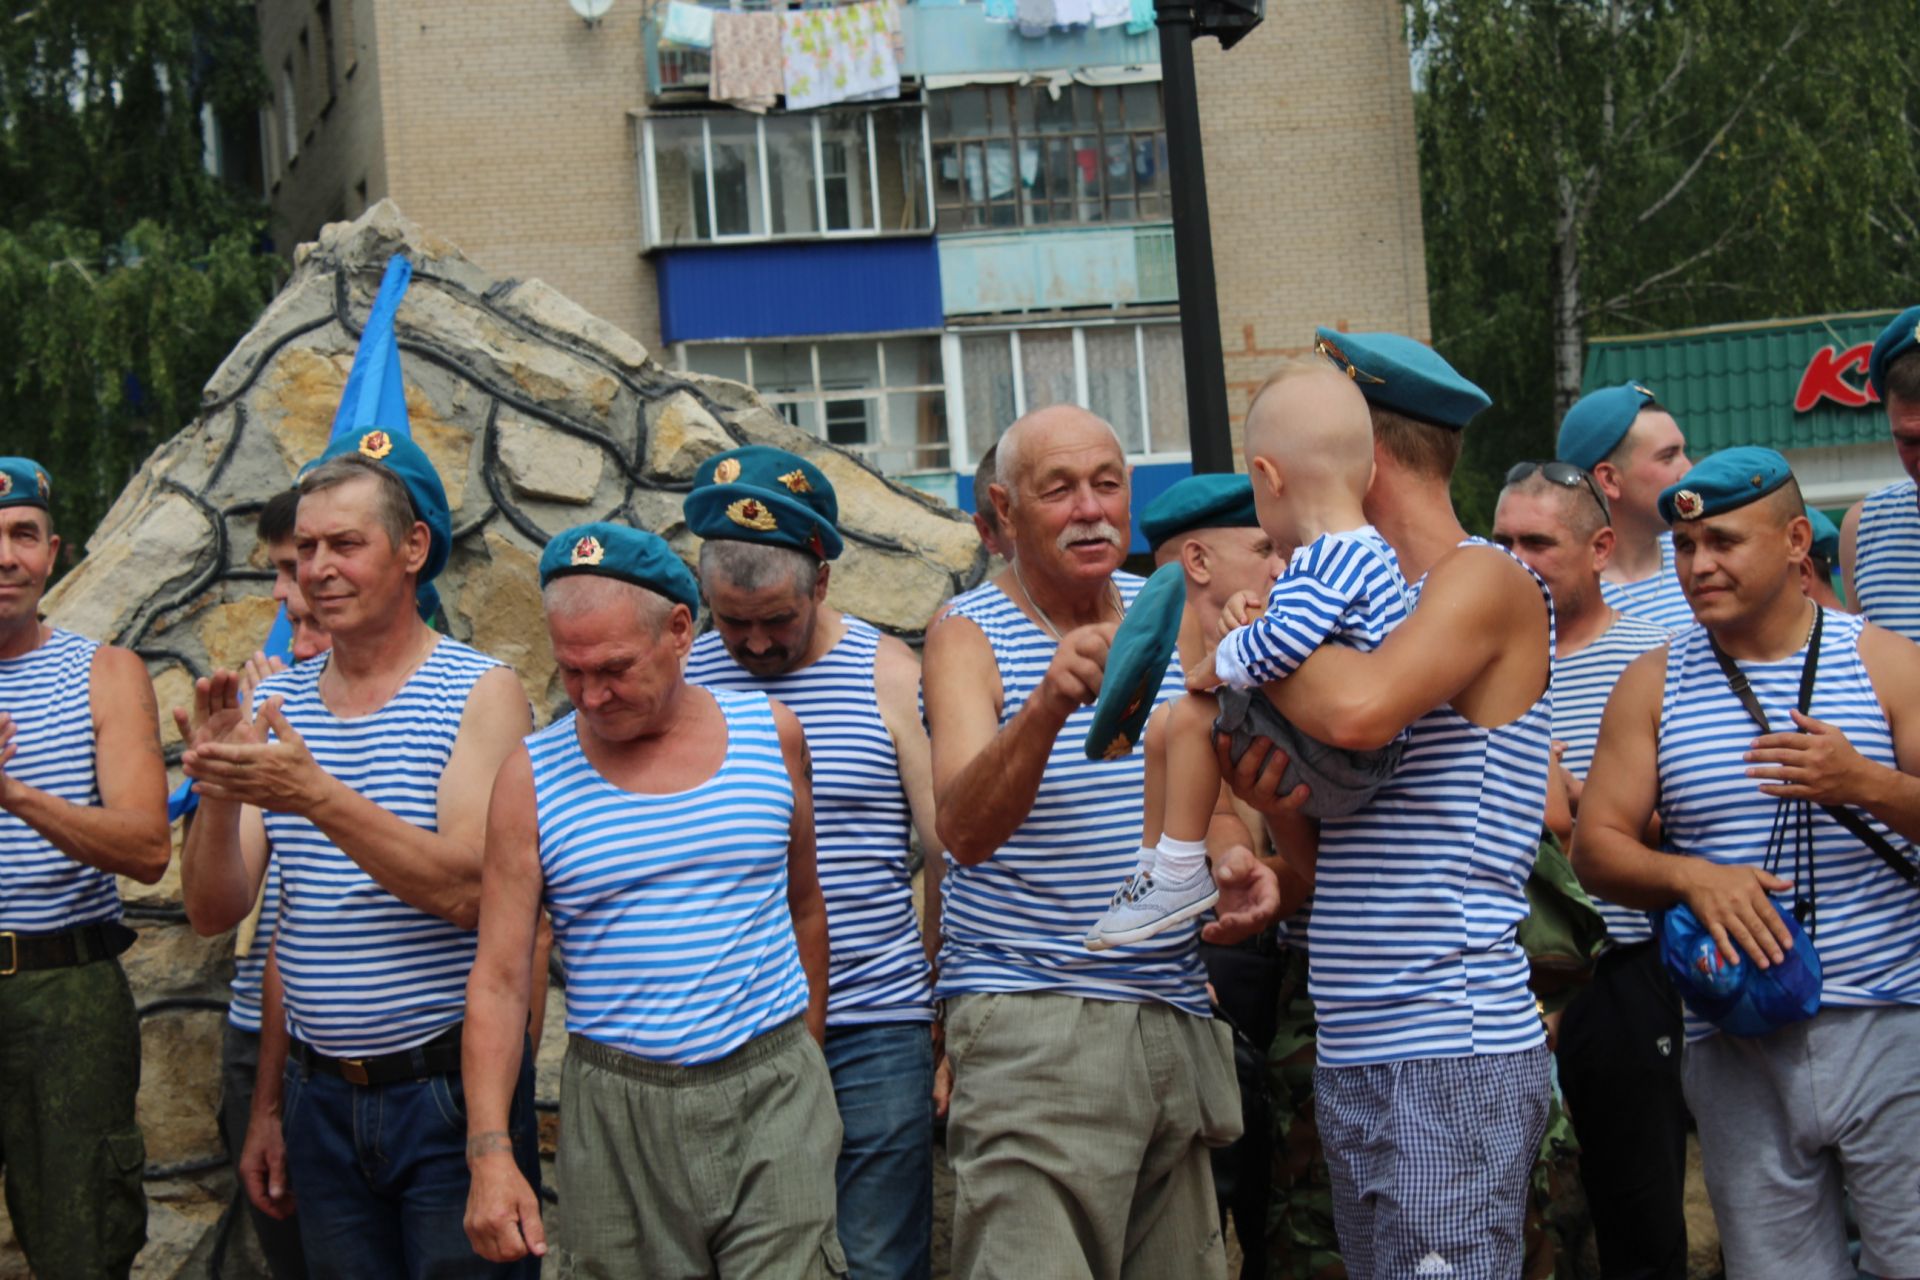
[280, 62, 298, 163]
[675, 335, 951, 474]
[942, 317, 1187, 472]
[637, 108, 930, 249]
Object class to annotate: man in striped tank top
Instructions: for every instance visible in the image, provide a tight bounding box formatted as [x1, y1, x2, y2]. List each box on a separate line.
[1557, 382, 1695, 632]
[463, 523, 842, 1277]
[1491, 463, 1685, 1280]
[1222, 331, 1555, 1280]
[679, 447, 943, 1280]
[178, 437, 539, 1279]
[1841, 304, 1920, 640]
[0, 457, 171, 1278]
[925, 406, 1282, 1280]
[1576, 447, 1920, 1280]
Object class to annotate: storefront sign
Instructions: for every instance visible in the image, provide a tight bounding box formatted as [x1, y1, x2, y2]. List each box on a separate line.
[1795, 343, 1882, 412]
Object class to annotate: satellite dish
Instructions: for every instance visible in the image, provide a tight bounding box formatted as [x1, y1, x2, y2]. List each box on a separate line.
[569, 0, 615, 25]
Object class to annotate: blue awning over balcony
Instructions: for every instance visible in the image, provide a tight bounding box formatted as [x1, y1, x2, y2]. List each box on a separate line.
[656, 238, 945, 344]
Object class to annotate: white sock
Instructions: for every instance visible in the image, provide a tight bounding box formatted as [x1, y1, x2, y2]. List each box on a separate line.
[1155, 835, 1209, 881]
[1132, 845, 1159, 876]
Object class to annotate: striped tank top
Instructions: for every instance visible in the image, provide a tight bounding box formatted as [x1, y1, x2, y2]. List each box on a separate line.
[1852, 479, 1920, 643]
[685, 620, 932, 1027]
[1552, 612, 1671, 945]
[1309, 540, 1553, 1067]
[1657, 609, 1920, 1041]
[529, 688, 809, 1066]
[1214, 526, 1410, 690]
[257, 640, 503, 1057]
[936, 575, 1208, 1016]
[0, 629, 119, 933]
[1600, 531, 1693, 633]
[226, 857, 284, 1033]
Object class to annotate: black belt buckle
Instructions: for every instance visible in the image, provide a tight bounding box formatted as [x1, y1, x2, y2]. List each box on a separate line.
[0, 932, 15, 978]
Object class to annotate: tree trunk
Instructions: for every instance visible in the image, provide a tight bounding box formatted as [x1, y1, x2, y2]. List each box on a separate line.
[1551, 174, 1585, 420]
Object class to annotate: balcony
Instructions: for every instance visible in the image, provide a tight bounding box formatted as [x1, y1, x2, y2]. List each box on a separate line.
[938, 223, 1176, 315]
[642, 0, 1159, 103]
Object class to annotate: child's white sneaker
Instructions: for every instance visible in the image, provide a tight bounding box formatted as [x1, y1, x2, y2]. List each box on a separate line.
[1083, 861, 1218, 951]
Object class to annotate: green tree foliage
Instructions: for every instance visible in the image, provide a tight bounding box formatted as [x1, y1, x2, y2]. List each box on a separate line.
[1410, 0, 1920, 530]
[1, 1, 282, 556]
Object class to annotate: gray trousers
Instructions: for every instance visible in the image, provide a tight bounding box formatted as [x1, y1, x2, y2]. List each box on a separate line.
[944, 992, 1242, 1280]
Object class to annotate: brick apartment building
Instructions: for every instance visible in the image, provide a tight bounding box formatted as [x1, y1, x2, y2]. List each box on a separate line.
[256, 0, 1430, 535]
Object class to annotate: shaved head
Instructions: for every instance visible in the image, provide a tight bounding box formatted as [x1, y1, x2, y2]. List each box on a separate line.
[1244, 359, 1375, 496]
[996, 405, 1125, 501]
[1503, 471, 1608, 542]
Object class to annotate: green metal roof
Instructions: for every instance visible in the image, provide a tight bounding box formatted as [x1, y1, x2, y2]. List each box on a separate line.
[1581, 309, 1901, 453]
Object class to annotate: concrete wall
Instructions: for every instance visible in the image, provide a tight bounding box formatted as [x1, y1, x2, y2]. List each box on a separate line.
[1196, 0, 1431, 442]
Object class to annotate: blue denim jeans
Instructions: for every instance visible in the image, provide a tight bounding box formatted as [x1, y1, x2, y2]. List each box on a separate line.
[281, 1044, 540, 1280]
[822, 1021, 934, 1280]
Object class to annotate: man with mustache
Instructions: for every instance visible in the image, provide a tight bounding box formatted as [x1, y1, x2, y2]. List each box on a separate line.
[0, 456, 171, 1279]
[922, 405, 1280, 1279]
[681, 446, 945, 1280]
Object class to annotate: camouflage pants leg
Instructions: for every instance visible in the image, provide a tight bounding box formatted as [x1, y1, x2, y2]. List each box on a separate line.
[0, 956, 147, 1280]
[1265, 947, 1345, 1280]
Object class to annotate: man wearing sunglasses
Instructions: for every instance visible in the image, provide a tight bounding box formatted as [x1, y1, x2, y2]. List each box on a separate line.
[1557, 383, 1694, 632]
[1492, 460, 1685, 1280]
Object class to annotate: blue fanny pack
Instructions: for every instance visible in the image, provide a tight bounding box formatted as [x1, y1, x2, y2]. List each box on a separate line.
[1659, 900, 1822, 1037]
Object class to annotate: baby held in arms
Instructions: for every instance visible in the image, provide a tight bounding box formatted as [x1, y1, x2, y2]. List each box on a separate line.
[1086, 360, 1412, 951]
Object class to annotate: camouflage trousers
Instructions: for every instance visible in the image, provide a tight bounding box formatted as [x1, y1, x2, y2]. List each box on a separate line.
[0, 955, 147, 1279]
[1264, 947, 1588, 1280]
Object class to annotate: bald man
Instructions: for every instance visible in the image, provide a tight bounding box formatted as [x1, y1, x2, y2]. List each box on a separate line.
[924, 405, 1280, 1278]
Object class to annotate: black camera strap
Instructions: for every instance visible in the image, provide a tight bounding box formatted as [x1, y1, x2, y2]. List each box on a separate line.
[1709, 607, 1920, 893]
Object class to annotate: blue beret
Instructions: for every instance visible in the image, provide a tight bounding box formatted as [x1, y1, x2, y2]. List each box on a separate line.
[1658, 447, 1795, 525]
[1083, 562, 1185, 761]
[538, 522, 700, 613]
[0, 457, 52, 511]
[684, 445, 844, 560]
[1557, 382, 1659, 470]
[1312, 327, 1491, 429]
[1805, 506, 1840, 565]
[1138, 474, 1259, 549]
[1868, 305, 1920, 400]
[310, 429, 453, 584]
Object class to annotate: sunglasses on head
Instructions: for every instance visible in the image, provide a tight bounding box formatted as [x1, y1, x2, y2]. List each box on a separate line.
[1505, 460, 1610, 523]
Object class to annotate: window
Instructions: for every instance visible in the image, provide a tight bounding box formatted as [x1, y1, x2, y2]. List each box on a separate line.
[280, 59, 298, 163]
[639, 107, 932, 248]
[946, 320, 1185, 464]
[681, 337, 949, 473]
[929, 83, 1169, 233]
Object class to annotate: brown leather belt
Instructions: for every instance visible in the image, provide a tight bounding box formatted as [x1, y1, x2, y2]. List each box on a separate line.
[292, 1022, 465, 1087]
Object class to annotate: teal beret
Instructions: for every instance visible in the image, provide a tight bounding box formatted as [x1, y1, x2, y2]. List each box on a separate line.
[1312, 327, 1492, 429]
[1805, 506, 1840, 565]
[310, 429, 452, 584]
[1138, 474, 1259, 550]
[684, 445, 844, 560]
[1083, 562, 1185, 761]
[538, 522, 699, 612]
[0, 457, 52, 511]
[1658, 447, 1794, 525]
[1868, 305, 1920, 400]
[1557, 382, 1658, 470]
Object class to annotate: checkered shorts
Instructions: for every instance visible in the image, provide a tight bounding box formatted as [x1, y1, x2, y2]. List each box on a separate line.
[1314, 1045, 1550, 1280]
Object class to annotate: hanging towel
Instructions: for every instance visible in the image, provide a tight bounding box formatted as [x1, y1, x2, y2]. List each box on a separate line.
[1053, 0, 1093, 29]
[1090, 0, 1131, 27]
[1126, 0, 1156, 35]
[782, 0, 902, 112]
[711, 10, 784, 112]
[661, 0, 716, 49]
[1015, 0, 1054, 37]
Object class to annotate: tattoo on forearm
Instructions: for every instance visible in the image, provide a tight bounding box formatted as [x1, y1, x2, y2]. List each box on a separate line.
[467, 1130, 512, 1160]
